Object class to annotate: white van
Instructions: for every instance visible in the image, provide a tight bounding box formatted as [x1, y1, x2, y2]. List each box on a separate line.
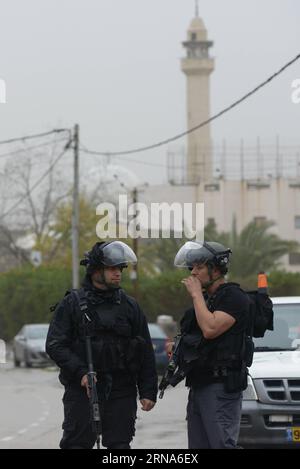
[239, 297, 300, 448]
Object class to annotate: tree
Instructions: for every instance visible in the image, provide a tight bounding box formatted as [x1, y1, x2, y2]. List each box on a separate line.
[268, 271, 300, 297]
[138, 218, 299, 287]
[0, 141, 71, 269]
[139, 236, 188, 275]
[42, 196, 103, 267]
[217, 218, 298, 285]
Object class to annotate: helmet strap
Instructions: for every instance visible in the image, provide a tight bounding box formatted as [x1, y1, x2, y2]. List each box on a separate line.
[91, 267, 110, 290]
[99, 268, 109, 288]
[202, 263, 224, 290]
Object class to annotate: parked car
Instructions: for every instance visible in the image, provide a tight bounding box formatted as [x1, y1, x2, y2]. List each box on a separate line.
[239, 297, 300, 448]
[13, 324, 51, 368]
[148, 323, 169, 374]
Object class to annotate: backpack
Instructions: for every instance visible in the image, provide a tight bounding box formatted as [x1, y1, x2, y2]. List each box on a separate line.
[208, 283, 274, 368]
[208, 282, 274, 339]
[246, 290, 274, 338]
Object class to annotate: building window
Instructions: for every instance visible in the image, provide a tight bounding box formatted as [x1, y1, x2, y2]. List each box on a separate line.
[254, 217, 267, 226]
[205, 183, 220, 192]
[247, 182, 270, 190]
[191, 33, 197, 41]
[289, 253, 300, 265]
[295, 216, 300, 229]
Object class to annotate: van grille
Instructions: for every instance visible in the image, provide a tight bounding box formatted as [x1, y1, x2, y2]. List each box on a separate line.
[254, 379, 300, 404]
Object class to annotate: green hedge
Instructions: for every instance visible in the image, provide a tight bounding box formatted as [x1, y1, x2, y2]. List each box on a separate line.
[124, 270, 191, 323]
[1, 267, 299, 342]
[268, 271, 300, 297]
[0, 267, 190, 341]
[0, 267, 73, 341]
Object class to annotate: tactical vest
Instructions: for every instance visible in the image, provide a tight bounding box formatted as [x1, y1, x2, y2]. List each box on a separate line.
[180, 283, 249, 374]
[71, 289, 146, 375]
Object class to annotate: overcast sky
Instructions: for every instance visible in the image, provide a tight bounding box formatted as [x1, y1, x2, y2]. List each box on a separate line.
[0, 0, 299, 185]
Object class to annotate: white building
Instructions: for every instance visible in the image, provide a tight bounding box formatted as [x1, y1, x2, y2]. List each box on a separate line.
[142, 8, 300, 272]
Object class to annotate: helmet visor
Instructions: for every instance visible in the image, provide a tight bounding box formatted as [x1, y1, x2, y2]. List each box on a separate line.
[102, 241, 137, 266]
[174, 241, 206, 268]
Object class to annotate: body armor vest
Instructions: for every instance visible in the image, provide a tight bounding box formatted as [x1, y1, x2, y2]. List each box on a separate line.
[180, 284, 248, 373]
[72, 289, 145, 374]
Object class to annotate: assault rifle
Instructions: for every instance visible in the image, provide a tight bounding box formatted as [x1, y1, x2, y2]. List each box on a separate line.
[85, 331, 101, 450]
[75, 289, 102, 450]
[159, 334, 185, 399]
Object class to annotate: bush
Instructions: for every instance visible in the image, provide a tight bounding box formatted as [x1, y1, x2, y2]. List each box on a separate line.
[2, 266, 298, 342]
[123, 269, 191, 323]
[0, 267, 73, 341]
[268, 271, 300, 297]
[0, 267, 191, 341]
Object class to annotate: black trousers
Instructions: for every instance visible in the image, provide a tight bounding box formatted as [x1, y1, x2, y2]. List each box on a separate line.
[60, 385, 137, 449]
[187, 383, 242, 449]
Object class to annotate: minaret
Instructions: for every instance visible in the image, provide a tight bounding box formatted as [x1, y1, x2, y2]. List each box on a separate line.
[181, 2, 214, 184]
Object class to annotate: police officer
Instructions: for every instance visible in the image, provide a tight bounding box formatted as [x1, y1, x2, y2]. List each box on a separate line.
[46, 241, 157, 449]
[174, 241, 250, 449]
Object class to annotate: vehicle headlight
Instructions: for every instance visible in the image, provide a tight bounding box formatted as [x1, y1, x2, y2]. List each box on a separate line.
[242, 375, 258, 401]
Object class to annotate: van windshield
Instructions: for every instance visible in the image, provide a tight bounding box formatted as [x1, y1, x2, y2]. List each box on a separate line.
[254, 303, 300, 351]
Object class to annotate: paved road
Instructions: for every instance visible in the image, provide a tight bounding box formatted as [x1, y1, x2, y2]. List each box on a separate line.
[0, 361, 188, 449]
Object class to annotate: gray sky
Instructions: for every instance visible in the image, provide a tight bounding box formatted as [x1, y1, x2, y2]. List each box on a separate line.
[0, 0, 299, 185]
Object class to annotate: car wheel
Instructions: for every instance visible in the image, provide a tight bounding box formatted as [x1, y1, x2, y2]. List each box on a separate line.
[25, 353, 32, 368]
[13, 353, 21, 368]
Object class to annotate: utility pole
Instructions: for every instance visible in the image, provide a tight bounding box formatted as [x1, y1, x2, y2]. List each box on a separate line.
[132, 187, 138, 297]
[113, 175, 143, 297]
[72, 123, 80, 289]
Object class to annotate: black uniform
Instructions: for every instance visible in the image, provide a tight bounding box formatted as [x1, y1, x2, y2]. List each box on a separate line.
[180, 282, 250, 449]
[46, 277, 158, 449]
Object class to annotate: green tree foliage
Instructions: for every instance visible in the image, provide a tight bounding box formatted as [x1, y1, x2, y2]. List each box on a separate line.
[1, 206, 299, 342]
[125, 269, 190, 322]
[37, 197, 101, 267]
[138, 218, 298, 281]
[0, 267, 73, 341]
[139, 237, 187, 275]
[0, 267, 190, 341]
[1, 266, 299, 342]
[219, 219, 298, 280]
[268, 271, 300, 297]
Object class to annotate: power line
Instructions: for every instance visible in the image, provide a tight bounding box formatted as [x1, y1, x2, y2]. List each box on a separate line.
[115, 156, 167, 168]
[0, 139, 72, 221]
[80, 52, 300, 157]
[0, 128, 71, 146]
[83, 148, 300, 171]
[83, 145, 300, 170]
[0, 137, 69, 160]
[82, 150, 168, 168]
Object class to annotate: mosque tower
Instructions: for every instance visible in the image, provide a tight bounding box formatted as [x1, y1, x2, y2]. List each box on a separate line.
[181, 1, 214, 184]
